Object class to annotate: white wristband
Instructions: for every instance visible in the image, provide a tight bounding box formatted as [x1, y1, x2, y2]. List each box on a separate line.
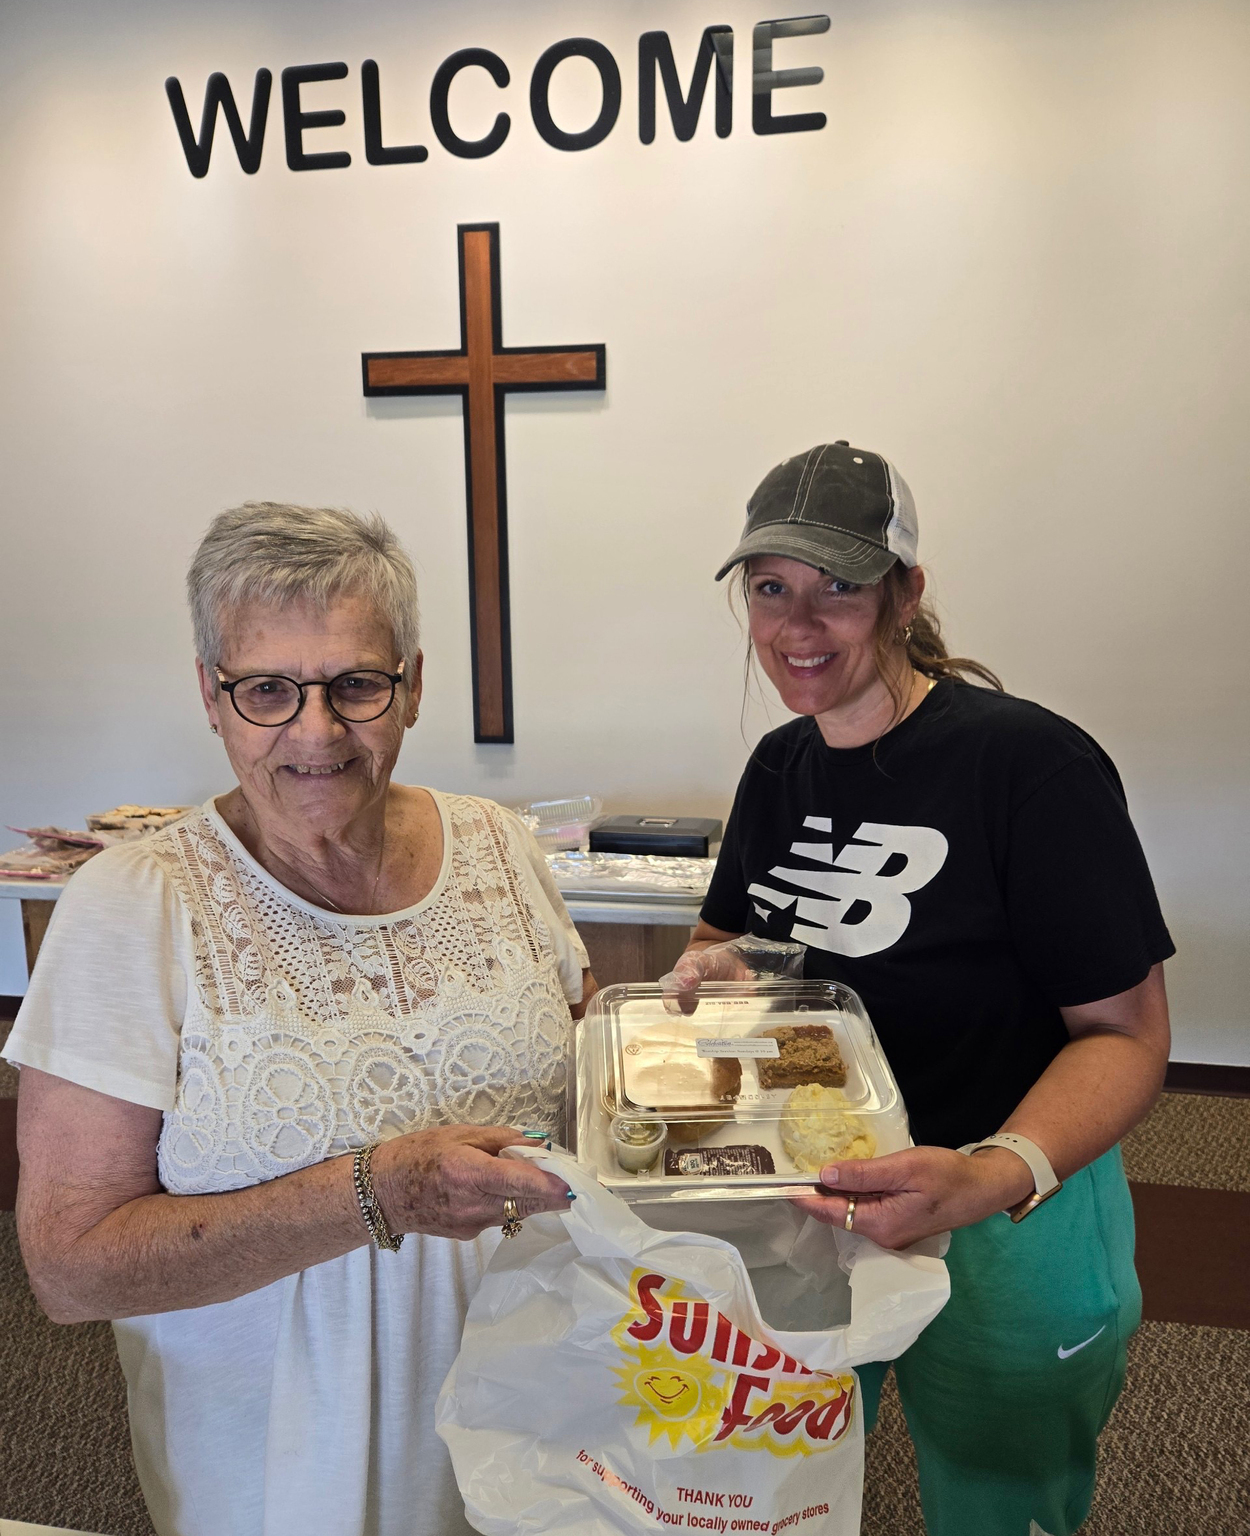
[958, 1133, 1061, 1223]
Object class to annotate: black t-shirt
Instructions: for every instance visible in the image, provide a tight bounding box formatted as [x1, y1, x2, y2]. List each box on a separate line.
[701, 679, 1174, 1150]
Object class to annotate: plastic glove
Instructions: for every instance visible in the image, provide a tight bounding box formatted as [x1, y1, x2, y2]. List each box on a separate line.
[659, 935, 805, 1013]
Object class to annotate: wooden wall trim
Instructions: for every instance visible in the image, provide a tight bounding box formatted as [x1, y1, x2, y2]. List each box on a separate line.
[1163, 1061, 1250, 1098]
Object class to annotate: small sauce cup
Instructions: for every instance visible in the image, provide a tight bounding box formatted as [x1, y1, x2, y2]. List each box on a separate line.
[610, 1113, 667, 1174]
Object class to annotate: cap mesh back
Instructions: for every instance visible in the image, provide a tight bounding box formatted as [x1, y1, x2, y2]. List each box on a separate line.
[884, 463, 919, 566]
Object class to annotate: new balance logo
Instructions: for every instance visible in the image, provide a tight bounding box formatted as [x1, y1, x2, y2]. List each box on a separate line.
[748, 818, 948, 958]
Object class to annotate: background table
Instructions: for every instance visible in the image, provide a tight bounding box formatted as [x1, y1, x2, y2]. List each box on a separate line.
[1, 881, 696, 989]
[561, 898, 701, 989]
[0, 880, 64, 980]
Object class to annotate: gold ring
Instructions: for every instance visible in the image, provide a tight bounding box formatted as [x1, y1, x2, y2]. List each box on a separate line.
[843, 1196, 857, 1232]
[502, 1196, 524, 1239]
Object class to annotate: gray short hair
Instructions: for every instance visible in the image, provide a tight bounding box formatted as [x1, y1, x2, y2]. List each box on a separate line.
[187, 503, 421, 670]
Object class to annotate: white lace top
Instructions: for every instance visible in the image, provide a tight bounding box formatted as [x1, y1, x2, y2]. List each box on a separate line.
[5, 789, 588, 1536]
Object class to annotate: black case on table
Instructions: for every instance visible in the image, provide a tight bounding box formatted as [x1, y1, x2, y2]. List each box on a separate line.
[588, 815, 723, 858]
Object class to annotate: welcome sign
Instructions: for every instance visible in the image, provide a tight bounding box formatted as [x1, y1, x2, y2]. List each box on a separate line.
[165, 17, 832, 179]
[161, 14, 834, 739]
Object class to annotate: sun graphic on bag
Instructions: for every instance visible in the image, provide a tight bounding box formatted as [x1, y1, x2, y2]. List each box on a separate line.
[613, 1342, 727, 1449]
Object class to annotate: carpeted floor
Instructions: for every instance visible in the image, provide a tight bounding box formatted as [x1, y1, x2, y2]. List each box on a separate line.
[2, 1015, 1248, 1534]
[0, 1212, 153, 1536]
[1121, 1090, 1250, 1191]
[862, 1320, 1250, 1534]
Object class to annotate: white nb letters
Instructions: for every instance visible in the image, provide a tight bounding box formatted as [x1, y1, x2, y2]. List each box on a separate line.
[748, 820, 948, 958]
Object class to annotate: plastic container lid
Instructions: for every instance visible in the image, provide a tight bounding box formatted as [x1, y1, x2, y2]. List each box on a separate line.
[514, 796, 603, 852]
[572, 980, 910, 1203]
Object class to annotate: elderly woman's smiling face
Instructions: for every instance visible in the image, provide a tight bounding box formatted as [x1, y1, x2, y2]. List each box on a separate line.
[197, 592, 420, 835]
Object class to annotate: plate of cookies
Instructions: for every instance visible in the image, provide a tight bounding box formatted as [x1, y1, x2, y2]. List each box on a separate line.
[571, 980, 911, 1203]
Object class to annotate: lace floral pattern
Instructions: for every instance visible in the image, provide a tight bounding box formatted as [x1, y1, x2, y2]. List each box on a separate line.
[148, 796, 574, 1196]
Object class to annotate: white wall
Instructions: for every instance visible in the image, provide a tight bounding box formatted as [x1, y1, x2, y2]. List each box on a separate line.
[1, 0, 1247, 1063]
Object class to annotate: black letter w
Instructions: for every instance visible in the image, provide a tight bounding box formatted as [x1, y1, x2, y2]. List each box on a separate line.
[639, 28, 732, 143]
[165, 70, 273, 178]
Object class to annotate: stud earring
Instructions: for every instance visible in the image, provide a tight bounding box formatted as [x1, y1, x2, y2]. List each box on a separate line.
[210, 724, 219, 735]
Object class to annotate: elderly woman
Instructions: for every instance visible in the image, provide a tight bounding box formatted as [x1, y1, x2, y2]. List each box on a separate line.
[5, 503, 591, 1536]
[670, 443, 1173, 1536]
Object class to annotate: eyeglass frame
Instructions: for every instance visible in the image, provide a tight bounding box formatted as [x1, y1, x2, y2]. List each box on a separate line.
[214, 660, 406, 727]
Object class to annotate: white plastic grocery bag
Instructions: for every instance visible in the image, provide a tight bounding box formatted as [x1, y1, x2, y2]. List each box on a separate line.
[437, 1149, 948, 1536]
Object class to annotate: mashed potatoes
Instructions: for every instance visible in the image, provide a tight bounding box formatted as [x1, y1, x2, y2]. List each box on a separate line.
[780, 1085, 876, 1173]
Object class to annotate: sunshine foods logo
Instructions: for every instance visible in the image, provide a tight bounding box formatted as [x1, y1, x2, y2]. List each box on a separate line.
[611, 1270, 856, 1457]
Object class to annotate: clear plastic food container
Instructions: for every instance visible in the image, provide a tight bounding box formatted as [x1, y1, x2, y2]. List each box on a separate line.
[570, 980, 910, 1204]
[514, 796, 603, 853]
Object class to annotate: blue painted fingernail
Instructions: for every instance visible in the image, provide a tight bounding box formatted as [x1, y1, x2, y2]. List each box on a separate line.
[522, 1129, 548, 1140]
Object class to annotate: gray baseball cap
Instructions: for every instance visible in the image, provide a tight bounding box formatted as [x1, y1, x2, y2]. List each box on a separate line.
[715, 441, 919, 583]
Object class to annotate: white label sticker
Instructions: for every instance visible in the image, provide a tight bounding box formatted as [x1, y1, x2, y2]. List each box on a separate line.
[695, 1037, 780, 1059]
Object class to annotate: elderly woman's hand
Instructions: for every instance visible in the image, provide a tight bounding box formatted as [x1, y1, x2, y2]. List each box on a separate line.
[789, 1144, 1036, 1250]
[372, 1126, 573, 1241]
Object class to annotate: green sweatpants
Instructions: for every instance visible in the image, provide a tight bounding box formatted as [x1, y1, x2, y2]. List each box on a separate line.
[856, 1146, 1140, 1536]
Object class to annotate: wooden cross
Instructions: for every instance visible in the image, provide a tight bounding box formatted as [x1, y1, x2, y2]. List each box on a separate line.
[362, 224, 606, 743]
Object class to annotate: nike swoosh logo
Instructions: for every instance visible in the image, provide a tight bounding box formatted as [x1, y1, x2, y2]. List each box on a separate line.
[1057, 1326, 1106, 1359]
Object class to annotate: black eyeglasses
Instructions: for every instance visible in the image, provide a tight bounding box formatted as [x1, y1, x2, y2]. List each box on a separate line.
[215, 662, 405, 727]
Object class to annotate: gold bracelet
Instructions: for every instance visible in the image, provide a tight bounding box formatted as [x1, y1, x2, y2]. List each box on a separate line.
[352, 1143, 403, 1252]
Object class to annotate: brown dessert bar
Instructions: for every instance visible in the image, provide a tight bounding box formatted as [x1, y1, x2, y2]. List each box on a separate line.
[663, 1145, 776, 1177]
[710, 1057, 743, 1103]
[757, 1024, 846, 1091]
